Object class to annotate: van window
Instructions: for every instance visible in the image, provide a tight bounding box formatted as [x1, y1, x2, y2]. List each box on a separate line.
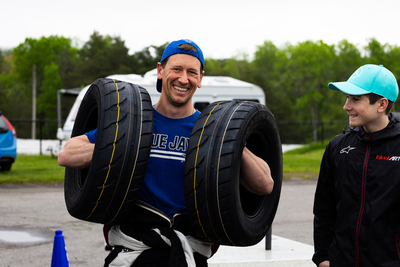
[194, 102, 210, 112]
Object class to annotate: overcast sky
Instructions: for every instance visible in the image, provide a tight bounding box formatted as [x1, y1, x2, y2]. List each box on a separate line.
[2, 0, 399, 59]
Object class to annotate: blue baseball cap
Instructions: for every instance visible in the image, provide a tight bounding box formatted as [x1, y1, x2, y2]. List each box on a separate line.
[157, 39, 204, 92]
[328, 64, 399, 102]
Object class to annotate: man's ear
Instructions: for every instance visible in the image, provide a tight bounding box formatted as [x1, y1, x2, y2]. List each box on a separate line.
[157, 62, 163, 80]
[378, 98, 389, 113]
[197, 71, 204, 88]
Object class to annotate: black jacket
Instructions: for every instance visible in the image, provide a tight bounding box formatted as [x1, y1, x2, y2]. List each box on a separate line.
[313, 113, 400, 267]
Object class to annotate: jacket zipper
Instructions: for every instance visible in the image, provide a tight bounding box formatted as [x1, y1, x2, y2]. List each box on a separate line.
[355, 134, 371, 267]
[396, 236, 400, 259]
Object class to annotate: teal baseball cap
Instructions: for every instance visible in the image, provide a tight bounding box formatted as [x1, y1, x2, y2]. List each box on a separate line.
[328, 64, 399, 102]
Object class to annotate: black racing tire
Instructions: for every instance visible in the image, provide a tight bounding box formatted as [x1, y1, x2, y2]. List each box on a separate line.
[64, 78, 153, 224]
[184, 100, 282, 246]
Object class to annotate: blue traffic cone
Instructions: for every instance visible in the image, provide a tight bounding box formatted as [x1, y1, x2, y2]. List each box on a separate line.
[51, 230, 69, 267]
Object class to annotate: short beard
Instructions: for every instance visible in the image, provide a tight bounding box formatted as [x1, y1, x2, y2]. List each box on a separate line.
[166, 92, 190, 108]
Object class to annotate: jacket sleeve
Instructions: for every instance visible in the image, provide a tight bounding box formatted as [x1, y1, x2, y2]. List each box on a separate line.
[312, 142, 337, 266]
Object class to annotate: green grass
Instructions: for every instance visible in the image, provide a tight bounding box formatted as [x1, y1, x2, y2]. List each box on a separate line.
[0, 143, 328, 183]
[0, 154, 65, 184]
[282, 142, 328, 179]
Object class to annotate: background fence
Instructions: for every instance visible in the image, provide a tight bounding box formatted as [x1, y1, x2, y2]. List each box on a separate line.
[9, 119, 349, 145]
[9, 119, 59, 140]
[278, 120, 349, 144]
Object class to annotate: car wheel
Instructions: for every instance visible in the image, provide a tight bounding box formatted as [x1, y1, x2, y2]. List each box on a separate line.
[184, 100, 282, 246]
[64, 78, 153, 224]
[0, 162, 12, 171]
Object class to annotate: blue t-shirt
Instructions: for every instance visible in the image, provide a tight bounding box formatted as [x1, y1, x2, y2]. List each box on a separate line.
[85, 129, 97, 143]
[85, 107, 200, 218]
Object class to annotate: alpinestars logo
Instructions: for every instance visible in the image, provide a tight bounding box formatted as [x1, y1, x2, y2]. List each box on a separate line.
[376, 155, 400, 161]
[340, 146, 356, 154]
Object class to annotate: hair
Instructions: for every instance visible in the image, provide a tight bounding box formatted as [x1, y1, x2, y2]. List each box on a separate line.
[161, 43, 203, 72]
[368, 93, 394, 114]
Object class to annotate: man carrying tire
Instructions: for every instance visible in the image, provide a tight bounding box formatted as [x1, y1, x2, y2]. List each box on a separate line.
[58, 39, 274, 266]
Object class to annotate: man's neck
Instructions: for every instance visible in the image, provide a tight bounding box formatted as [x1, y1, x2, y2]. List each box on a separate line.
[154, 101, 195, 119]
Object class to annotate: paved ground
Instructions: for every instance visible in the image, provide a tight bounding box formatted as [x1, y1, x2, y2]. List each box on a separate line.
[0, 178, 317, 267]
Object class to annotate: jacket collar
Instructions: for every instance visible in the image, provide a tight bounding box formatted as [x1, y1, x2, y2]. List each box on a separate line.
[351, 113, 400, 143]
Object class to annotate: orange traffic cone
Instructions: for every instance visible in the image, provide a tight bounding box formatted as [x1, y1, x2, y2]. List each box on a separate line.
[51, 230, 69, 267]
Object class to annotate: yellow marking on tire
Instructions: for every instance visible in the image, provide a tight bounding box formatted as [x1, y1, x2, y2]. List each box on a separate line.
[215, 101, 245, 245]
[193, 101, 224, 242]
[108, 84, 143, 224]
[86, 80, 120, 220]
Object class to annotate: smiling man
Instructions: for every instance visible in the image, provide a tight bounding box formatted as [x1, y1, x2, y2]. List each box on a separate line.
[154, 41, 204, 117]
[312, 64, 400, 267]
[58, 39, 274, 267]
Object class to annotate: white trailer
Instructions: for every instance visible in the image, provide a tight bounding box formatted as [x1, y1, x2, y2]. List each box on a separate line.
[57, 68, 266, 141]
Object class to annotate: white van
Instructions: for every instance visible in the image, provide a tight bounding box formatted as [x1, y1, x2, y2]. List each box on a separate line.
[57, 69, 265, 141]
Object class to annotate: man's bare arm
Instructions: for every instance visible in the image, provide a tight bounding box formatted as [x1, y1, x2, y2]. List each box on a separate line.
[58, 135, 95, 169]
[240, 147, 274, 195]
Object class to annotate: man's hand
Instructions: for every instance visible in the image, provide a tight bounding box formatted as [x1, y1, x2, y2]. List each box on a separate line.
[319, 261, 329, 267]
[58, 135, 95, 169]
[240, 147, 274, 195]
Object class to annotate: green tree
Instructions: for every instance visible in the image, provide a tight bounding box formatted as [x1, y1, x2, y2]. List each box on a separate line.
[386, 45, 400, 112]
[324, 40, 364, 122]
[334, 40, 364, 80]
[386, 45, 400, 75]
[252, 41, 289, 117]
[0, 51, 16, 114]
[69, 31, 136, 86]
[0, 50, 4, 73]
[37, 63, 63, 138]
[0, 69, 32, 139]
[4, 35, 400, 143]
[133, 43, 168, 74]
[222, 57, 254, 81]
[283, 40, 336, 142]
[13, 36, 76, 87]
[364, 38, 387, 66]
[8, 36, 77, 137]
[202, 58, 226, 76]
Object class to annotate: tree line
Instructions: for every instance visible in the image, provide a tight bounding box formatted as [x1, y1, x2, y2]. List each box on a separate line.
[1, 31, 400, 143]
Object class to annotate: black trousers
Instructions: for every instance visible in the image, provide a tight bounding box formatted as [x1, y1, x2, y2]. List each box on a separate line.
[104, 246, 208, 267]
